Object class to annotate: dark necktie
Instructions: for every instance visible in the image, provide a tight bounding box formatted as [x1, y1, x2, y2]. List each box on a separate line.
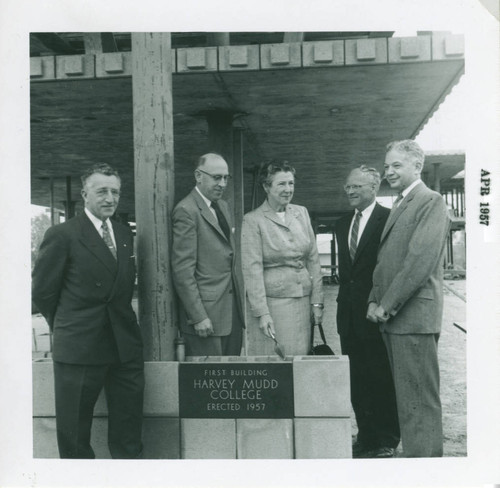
[101, 220, 117, 259]
[211, 201, 230, 240]
[349, 211, 362, 262]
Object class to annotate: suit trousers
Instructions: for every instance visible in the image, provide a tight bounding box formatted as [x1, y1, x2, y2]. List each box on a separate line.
[381, 331, 443, 457]
[53, 359, 145, 459]
[184, 297, 242, 356]
[340, 329, 400, 449]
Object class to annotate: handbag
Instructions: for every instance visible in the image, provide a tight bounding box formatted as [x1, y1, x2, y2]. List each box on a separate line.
[309, 318, 335, 355]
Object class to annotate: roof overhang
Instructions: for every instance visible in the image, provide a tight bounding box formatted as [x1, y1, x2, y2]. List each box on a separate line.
[30, 34, 465, 224]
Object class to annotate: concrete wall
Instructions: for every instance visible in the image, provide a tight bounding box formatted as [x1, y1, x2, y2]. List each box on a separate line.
[33, 356, 351, 459]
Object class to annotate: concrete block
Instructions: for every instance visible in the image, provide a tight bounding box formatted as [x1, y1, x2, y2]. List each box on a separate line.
[143, 361, 179, 416]
[218, 45, 260, 71]
[388, 36, 431, 63]
[445, 35, 465, 56]
[293, 356, 350, 417]
[96, 52, 135, 78]
[32, 359, 113, 417]
[32, 359, 55, 416]
[143, 417, 180, 459]
[180, 419, 236, 458]
[236, 419, 293, 459]
[56, 55, 95, 79]
[294, 418, 352, 458]
[30, 56, 56, 81]
[345, 38, 388, 65]
[33, 417, 111, 459]
[177, 47, 217, 73]
[260, 43, 301, 69]
[33, 417, 59, 458]
[302, 41, 344, 67]
[432, 33, 465, 60]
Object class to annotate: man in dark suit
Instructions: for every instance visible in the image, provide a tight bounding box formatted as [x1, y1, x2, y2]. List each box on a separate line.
[367, 140, 450, 457]
[336, 165, 400, 458]
[32, 163, 144, 459]
[171, 153, 243, 356]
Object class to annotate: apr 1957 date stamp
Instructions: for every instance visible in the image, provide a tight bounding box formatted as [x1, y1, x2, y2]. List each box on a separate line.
[479, 169, 491, 226]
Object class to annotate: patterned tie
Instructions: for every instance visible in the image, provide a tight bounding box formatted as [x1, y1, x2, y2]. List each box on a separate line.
[349, 211, 362, 262]
[101, 220, 117, 259]
[211, 201, 230, 240]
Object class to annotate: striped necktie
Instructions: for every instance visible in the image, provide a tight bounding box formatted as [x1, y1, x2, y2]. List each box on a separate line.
[101, 220, 117, 259]
[349, 211, 362, 262]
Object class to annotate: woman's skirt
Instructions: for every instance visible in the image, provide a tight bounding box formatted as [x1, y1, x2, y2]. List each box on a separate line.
[245, 295, 311, 357]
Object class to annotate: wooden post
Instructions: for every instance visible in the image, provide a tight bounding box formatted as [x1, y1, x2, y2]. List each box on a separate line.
[49, 177, 55, 226]
[433, 162, 441, 193]
[233, 128, 244, 249]
[207, 111, 235, 210]
[131, 33, 176, 361]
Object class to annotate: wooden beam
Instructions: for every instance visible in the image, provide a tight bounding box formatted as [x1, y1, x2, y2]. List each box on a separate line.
[206, 32, 230, 46]
[132, 33, 176, 361]
[84, 33, 118, 54]
[31, 33, 76, 55]
[283, 32, 304, 43]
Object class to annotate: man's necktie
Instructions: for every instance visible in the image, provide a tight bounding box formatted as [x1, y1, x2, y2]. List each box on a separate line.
[101, 220, 117, 259]
[211, 201, 230, 240]
[393, 193, 404, 208]
[349, 211, 362, 262]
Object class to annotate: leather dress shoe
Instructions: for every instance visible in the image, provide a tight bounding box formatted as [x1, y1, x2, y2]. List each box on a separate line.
[367, 446, 395, 458]
[352, 440, 373, 458]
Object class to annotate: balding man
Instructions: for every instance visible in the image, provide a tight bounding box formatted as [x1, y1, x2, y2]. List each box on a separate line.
[367, 140, 450, 457]
[336, 165, 400, 458]
[171, 153, 244, 356]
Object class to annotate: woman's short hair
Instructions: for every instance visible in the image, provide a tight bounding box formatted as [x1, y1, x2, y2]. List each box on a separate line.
[258, 160, 296, 188]
[81, 163, 120, 187]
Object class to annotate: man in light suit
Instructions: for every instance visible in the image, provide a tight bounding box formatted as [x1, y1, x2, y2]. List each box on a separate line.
[32, 163, 144, 459]
[336, 165, 399, 458]
[171, 153, 243, 356]
[367, 140, 450, 457]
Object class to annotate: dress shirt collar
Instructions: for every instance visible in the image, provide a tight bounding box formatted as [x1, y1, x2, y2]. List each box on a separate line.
[354, 199, 376, 220]
[85, 207, 112, 232]
[401, 178, 422, 199]
[195, 186, 214, 209]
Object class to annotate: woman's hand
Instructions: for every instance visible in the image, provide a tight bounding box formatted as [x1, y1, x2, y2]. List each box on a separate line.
[259, 314, 274, 337]
[311, 304, 323, 325]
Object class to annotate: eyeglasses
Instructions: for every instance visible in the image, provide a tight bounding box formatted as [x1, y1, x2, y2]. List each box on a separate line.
[197, 168, 232, 183]
[343, 184, 372, 192]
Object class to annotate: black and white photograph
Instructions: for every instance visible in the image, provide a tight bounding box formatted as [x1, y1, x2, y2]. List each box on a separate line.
[0, 0, 499, 487]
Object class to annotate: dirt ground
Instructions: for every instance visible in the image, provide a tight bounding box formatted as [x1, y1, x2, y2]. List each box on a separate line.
[32, 280, 467, 457]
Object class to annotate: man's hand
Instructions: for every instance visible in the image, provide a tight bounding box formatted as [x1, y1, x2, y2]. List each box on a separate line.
[193, 318, 214, 337]
[259, 314, 274, 337]
[367, 302, 390, 323]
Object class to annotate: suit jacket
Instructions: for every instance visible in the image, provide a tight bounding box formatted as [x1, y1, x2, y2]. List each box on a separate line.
[171, 188, 243, 336]
[336, 203, 390, 338]
[369, 182, 450, 334]
[241, 200, 323, 317]
[32, 213, 143, 364]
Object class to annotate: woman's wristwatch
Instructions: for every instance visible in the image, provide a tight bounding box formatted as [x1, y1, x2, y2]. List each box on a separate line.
[311, 303, 324, 309]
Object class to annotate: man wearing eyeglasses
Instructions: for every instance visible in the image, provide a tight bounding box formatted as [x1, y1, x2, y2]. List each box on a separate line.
[335, 166, 400, 458]
[171, 153, 244, 356]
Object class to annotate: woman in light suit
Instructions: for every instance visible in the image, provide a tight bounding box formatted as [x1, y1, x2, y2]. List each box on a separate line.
[241, 160, 324, 356]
